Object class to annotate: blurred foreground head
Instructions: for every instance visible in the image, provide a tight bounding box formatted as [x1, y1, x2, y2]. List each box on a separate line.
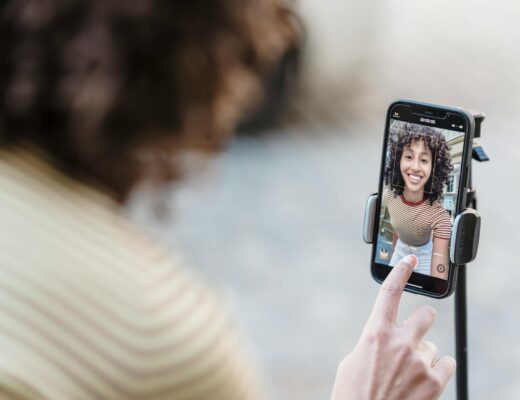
[0, 0, 296, 201]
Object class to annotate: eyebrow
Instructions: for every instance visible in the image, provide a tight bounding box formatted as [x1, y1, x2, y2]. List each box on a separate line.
[403, 148, 432, 159]
[403, 148, 431, 156]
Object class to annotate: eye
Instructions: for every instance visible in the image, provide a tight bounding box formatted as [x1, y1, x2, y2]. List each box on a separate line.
[404, 154, 413, 160]
[420, 158, 429, 164]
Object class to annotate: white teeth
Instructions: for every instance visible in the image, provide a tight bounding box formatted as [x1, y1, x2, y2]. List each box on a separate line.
[408, 174, 421, 183]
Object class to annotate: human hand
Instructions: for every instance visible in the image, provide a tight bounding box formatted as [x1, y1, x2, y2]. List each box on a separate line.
[331, 255, 456, 400]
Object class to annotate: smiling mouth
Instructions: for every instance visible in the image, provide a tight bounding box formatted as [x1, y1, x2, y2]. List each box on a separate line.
[408, 174, 422, 184]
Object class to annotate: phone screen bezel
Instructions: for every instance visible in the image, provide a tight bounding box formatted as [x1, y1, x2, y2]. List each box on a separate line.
[370, 100, 474, 299]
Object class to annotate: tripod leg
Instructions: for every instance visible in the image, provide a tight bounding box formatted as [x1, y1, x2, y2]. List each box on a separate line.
[455, 263, 468, 400]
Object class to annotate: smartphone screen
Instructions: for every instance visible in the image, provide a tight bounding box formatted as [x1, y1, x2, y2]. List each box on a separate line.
[371, 101, 473, 297]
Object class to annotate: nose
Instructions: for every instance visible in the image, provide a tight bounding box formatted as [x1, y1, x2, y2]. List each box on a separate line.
[411, 158, 421, 171]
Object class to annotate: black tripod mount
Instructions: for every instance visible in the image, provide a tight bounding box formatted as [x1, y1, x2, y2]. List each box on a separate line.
[455, 110, 489, 400]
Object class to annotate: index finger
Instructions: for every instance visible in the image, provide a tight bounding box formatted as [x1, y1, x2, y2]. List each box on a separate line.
[370, 254, 417, 325]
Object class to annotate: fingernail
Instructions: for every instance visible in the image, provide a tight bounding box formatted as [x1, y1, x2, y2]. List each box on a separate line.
[447, 357, 457, 371]
[424, 305, 437, 318]
[402, 255, 417, 268]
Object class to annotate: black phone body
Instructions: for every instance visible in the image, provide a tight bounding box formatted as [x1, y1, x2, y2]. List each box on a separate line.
[371, 100, 474, 298]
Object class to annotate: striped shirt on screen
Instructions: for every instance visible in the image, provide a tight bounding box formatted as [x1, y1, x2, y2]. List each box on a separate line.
[382, 187, 452, 246]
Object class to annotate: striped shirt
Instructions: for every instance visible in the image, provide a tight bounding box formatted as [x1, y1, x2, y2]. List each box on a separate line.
[382, 188, 452, 246]
[0, 147, 263, 400]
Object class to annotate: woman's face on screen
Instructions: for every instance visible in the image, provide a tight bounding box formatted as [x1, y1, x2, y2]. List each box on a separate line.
[400, 139, 432, 193]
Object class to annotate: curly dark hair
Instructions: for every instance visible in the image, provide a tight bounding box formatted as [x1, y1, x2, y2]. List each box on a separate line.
[383, 121, 453, 205]
[0, 0, 297, 201]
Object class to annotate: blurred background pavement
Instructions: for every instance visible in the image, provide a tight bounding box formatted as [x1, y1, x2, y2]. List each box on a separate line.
[128, 1, 520, 399]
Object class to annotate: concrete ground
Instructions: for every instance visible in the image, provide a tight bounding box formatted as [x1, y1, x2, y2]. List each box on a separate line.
[129, 115, 519, 399]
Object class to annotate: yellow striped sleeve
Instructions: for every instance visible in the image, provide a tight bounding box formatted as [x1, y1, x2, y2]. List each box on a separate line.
[0, 147, 264, 400]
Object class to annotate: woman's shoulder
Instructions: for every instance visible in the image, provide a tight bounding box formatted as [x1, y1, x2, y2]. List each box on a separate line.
[428, 200, 451, 221]
[0, 220, 262, 399]
[429, 200, 450, 212]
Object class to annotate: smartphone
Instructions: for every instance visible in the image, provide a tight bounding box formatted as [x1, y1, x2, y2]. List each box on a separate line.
[371, 99, 475, 298]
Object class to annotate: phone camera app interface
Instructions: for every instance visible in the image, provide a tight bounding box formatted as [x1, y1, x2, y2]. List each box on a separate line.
[376, 119, 465, 280]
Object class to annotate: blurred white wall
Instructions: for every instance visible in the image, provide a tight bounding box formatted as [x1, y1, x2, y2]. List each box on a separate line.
[295, 0, 520, 123]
